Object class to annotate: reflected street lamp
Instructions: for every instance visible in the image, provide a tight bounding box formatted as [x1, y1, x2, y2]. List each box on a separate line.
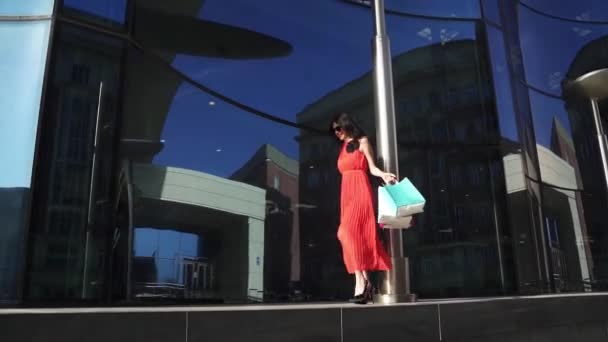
[564, 68, 608, 198]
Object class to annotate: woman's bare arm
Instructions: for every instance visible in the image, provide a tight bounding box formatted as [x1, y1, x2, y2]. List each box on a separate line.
[359, 137, 397, 184]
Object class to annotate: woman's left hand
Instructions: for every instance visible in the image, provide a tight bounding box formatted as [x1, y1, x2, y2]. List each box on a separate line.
[381, 172, 397, 185]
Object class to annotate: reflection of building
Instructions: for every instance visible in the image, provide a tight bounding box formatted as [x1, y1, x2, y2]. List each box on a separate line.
[563, 35, 608, 285]
[549, 118, 593, 290]
[6, 0, 608, 312]
[20, 1, 293, 303]
[0, 188, 29, 303]
[231, 144, 301, 300]
[297, 36, 511, 298]
[26, 26, 123, 299]
[504, 141, 591, 292]
[131, 163, 266, 302]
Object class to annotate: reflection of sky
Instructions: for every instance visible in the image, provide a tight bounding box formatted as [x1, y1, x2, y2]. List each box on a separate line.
[385, 0, 480, 18]
[64, 0, 126, 23]
[0, 0, 54, 16]
[177, 0, 374, 117]
[522, 0, 608, 22]
[135, 228, 199, 283]
[481, 0, 501, 25]
[59, 2, 601, 182]
[135, 228, 199, 257]
[519, 4, 608, 95]
[528, 90, 573, 148]
[175, 1, 478, 119]
[51, 1, 608, 284]
[0, 21, 51, 188]
[153, 83, 299, 177]
[487, 26, 519, 141]
[155, 1, 478, 177]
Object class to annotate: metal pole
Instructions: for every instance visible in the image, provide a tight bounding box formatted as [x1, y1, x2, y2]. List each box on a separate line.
[590, 98, 608, 194]
[82, 82, 104, 299]
[371, 0, 415, 304]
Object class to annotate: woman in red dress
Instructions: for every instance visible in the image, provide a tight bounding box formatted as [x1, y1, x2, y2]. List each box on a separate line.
[330, 113, 395, 304]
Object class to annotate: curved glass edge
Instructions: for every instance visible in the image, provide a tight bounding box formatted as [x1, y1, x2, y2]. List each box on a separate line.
[0, 19, 52, 304]
[0, 0, 55, 17]
[518, 3, 608, 97]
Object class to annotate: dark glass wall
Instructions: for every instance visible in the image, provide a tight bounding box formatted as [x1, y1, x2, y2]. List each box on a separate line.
[27, 24, 125, 301]
[515, 0, 608, 291]
[17, 0, 608, 305]
[387, 19, 511, 297]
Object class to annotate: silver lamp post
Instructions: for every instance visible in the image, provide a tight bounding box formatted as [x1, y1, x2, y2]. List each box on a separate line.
[565, 68, 608, 197]
[371, 0, 416, 304]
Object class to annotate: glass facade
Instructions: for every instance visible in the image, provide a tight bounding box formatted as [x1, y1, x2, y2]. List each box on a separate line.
[2, 0, 608, 306]
[0, 2, 54, 305]
[0, 0, 55, 16]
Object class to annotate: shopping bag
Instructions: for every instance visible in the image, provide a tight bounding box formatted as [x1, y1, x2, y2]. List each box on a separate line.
[378, 177, 425, 224]
[380, 215, 414, 229]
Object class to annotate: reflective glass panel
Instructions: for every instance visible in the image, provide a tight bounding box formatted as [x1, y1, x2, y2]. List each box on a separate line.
[120, 46, 306, 302]
[384, 0, 480, 19]
[26, 25, 124, 301]
[487, 26, 518, 141]
[519, 4, 608, 96]
[384, 18, 517, 296]
[30, 0, 606, 304]
[134, 0, 373, 122]
[482, 0, 501, 25]
[530, 90, 608, 290]
[0, 0, 54, 16]
[0, 19, 51, 304]
[522, 0, 608, 22]
[63, 0, 127, 28]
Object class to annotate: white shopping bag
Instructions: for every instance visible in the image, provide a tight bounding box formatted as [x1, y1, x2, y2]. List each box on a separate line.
[380, 216, 414, 229]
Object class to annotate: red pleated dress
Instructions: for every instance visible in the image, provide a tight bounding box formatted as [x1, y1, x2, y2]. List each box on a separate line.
[337, 141, 392, 274]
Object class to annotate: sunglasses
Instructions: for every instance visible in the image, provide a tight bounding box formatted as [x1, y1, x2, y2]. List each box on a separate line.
[333, 125, 343, 132]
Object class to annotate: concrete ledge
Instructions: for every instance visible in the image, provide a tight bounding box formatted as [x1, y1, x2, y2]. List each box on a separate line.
[2, 294, 608, 342]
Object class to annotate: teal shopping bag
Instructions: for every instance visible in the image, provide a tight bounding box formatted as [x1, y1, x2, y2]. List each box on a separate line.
[377, 178, 425, 225]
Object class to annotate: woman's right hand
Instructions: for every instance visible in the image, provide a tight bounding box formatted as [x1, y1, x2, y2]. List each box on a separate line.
[381, 172, 397, 185]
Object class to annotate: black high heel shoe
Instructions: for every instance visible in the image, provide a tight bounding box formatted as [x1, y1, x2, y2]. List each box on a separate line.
[350, 281, 374, 304]
[348, 280, 366, 303]
[348, 294, 364, 303]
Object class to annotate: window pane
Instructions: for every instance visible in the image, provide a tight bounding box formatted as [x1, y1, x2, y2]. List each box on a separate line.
[482, 0, 501, 25]
[487, 26, 518, 142]
[63, 0, 127, 28]
[121, 46, 308, 302]
[384, 0, 480, 19]
[519, 4, 608, 96]
[0, 20, 51, 303]
[26, 25, 124, 301]
[530, 90, 608, 291]
[522, 0, 608, 22]
[0, 0, 54, 16]
[125, 0, 518, 301]
[384, 18, 516, 296]
[135, 0, 373, 123]
[31, 0, 608, 304]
